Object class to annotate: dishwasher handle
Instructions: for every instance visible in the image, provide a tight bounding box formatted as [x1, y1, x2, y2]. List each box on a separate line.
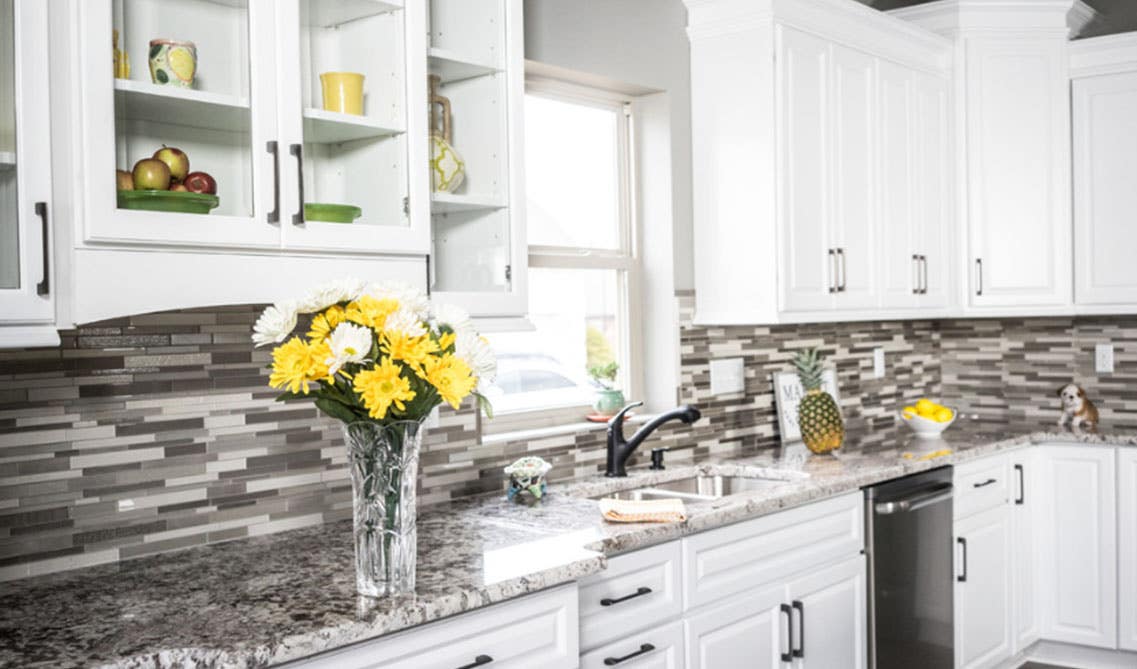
[873, 483, 953, 515]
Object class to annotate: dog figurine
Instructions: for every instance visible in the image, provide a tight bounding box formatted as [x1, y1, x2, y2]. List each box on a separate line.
[1057, 383, 1099, 432]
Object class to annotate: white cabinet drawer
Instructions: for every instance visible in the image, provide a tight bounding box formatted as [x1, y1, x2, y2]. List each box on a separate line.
[954, 454, 1010, 520]
[580, 541, 682, 651]
[682, 492, 863, 611]
[580, 620, 684, 669]
[292, 584, 578, 669]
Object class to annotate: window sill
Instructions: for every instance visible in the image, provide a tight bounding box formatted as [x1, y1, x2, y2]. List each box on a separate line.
[481, 412, 658, 446]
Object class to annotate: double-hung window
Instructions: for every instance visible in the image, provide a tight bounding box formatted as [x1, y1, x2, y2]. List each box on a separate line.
[483, 78, 640, 431]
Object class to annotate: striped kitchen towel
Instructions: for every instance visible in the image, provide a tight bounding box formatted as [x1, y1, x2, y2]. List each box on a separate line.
[599, 497, 687, 523]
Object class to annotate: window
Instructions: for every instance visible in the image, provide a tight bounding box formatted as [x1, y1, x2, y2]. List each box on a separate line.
[483, 79, 639, 425]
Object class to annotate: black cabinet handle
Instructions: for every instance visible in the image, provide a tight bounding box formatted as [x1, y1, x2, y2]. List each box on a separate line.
[975, 258, 983, 296]
[455, 655, 492, 669]
[957, 537, 967, 582]
[792, 600, 805, 658]
[600, 586, 651, 607]
[780, 603, 793, 662]
[266, 141, 280, 223]
[920, 255, 929, 294]
[289, 143, 304, 225]
[34, 202, 49, 296]
[1014, 464, 1024, 505]
[912, 254, 921, 295]
[837, 248, 847, 292]
[604, 643, 655, 666]
[972, 478, 997, 489]
[827, 249, 837, 294]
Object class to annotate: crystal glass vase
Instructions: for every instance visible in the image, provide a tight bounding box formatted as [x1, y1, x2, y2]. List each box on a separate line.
[343, 420, 423, 597]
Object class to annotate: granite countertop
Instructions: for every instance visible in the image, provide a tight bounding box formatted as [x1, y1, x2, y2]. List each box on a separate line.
[2, 418, 1135, 668]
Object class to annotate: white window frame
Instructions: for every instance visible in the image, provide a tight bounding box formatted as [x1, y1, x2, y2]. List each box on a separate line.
[483, 77, 643, 435]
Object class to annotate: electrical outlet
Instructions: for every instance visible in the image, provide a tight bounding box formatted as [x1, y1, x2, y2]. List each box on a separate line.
[873, 347, 886, 379]
[710, 358, 745, 395]
[1095, 343, 1115, 374]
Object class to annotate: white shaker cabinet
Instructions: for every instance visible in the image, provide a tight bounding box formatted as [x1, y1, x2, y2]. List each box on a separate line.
[580, 620, 684, 669]
[0, 0, 57, 347]
[684, 585, 786, 669]
[1071, 64, 1137, 307]
[1037, 444, 1117, 649]
[1009, 450, 1040, 653]
[1119, 446, 1137, 652]
[785, 555, 867, 669]
[954, 505, 1012, 669]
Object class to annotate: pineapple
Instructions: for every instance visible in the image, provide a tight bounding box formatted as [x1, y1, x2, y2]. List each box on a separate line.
[792, 348, 845, 454]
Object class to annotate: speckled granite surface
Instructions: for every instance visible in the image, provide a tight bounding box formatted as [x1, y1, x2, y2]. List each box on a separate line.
[2, 418, 1134, 669]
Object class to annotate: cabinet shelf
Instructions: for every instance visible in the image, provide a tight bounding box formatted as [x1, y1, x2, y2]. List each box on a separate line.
[306, 0, 402, 28]
[0, 152, 14, 171]
[302, 108, 404, 144]
[428, 48, 500, 84]
[113, 79, 250, 132]
[431, 192, 506, 214]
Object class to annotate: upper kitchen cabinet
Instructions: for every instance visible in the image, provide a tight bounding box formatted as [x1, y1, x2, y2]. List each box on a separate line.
[686, 0, 953, 325]
[1070, 33, 1137, 311]
[890, 0, 1089, 314]
[426, 0, 528, 319]
[0, 0, 58, 347]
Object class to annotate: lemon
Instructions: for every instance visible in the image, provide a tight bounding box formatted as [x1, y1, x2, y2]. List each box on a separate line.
[168, 47, 196, 83]
[934, 407, 954, 423]
[902, 406, 917, 419]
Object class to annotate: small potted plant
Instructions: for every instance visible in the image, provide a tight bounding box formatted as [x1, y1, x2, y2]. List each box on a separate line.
[589, 361, 625, 417]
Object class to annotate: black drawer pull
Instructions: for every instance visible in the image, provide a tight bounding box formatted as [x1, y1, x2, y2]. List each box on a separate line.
[455, 655, 492, 669]
[792, 599, 805, 658]
[972, 478, 997, 489]
[1014, 464, 1025, 505]
[780, 603, 793, 662]
[35, 202, 49, 296]
[957, 537, 967, 582]
[604, 643, 655, 666]
[600, 586, 651, 606]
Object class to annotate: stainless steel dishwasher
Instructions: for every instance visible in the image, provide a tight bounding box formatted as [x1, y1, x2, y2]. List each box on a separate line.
[865, 466, 954, 669]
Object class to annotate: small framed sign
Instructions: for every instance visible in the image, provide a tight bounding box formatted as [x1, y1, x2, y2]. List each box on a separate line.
[773, 368, 840, 442]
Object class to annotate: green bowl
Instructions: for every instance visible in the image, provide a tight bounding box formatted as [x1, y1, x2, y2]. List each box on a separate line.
[117, 189, 219, 214]
[305, 203, 362, 223]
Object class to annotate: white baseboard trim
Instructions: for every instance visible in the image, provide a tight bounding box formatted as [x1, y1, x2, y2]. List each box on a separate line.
[999, 640, 1137, 669]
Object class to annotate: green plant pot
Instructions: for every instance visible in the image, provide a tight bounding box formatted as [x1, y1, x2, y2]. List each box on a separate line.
[593, 389, 626, 417]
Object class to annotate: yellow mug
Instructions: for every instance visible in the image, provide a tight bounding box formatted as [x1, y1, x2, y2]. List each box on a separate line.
[320, 72, 365, 115]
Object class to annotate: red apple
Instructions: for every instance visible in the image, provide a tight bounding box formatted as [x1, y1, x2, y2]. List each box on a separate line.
[116, 169, 134, 191]
[169, 183, 189, 192]
[153, 145, 190, 183]
[183, 171, 217, 195]
[132, 158, 171, 191]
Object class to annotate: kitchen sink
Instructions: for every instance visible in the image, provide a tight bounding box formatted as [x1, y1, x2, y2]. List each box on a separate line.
[593, 474, 794, 502]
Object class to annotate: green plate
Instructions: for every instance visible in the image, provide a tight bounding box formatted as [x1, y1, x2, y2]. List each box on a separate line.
[305, 203, 362, 223]
[117, 189, 220, 214]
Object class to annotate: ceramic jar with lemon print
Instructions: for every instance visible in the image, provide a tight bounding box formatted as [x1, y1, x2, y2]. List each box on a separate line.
[148, 39, 196, 88]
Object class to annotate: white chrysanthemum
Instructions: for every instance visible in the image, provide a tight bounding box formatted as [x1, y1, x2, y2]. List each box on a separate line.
[431, 303, 474, 336]
[366, 281, 429, 318]
[295, 278, 367, 314]
[384, 307, 427, 338]
[456, 330, 497, 391]
[324, 322, 373, 375]
[251, 301, 298, 348]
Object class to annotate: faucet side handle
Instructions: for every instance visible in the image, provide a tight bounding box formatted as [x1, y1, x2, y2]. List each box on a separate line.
[608, 401, 644, 428]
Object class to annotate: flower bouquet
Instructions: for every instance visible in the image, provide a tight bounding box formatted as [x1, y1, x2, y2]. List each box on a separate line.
[252, 279, 494, 597]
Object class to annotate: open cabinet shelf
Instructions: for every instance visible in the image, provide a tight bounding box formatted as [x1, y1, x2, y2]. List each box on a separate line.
[114, 79, 250, 132]
[303, 108, 404, 143]
[428, 47, 500, 84]
[431, 192, 506, 214]
[305, 0, 402, 28]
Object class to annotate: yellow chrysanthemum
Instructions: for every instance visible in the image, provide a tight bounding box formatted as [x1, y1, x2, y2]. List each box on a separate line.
[307, 305, 346, 342]
[269, 337, 331, 394]
[354, 357, 416, 419]
[422, 353, 476, 409]
[344, 296, 399, 330]
[437, 331, 456, 352]
[381, 330, 438, 372]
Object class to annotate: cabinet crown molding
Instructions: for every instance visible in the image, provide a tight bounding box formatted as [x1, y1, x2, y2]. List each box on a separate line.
[889, 0, 1088, 38]
[1070, 32, 1137, 78]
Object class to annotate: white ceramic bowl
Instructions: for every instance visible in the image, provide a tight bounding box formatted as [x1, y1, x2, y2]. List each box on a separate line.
[902, 409, 956, 438]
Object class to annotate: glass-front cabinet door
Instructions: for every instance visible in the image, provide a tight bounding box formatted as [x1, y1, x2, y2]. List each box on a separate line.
[0, 0, 54, 325]
[74, 0, 279, 248]
[428, 0, 527, 318]
[277, 0, 429, 254]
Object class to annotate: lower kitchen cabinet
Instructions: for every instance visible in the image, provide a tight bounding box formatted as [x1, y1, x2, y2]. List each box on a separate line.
[1009, 450, 1040, 652]
[291, 584, 578, 669]
[1120, 447, 1137, 652]
[580, 620, 684, 669]
[684, 584, 786, 669]
[785, 555, 867, 668]
[1037, 444, 1117, 649]
[954, 505, 1012, 669]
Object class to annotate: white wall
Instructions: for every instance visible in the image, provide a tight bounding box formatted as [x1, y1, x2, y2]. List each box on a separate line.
[523, 0, 694, 291]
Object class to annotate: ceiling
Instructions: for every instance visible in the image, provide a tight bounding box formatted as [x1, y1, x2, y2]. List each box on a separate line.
[856, 0, 1137, 37]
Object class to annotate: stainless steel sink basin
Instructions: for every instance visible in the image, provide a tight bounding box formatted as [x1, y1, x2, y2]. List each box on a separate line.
[594, 474, 791, 501]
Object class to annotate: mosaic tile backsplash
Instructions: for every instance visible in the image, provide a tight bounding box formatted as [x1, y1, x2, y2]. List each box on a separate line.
[0, 295, 1132, 579]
